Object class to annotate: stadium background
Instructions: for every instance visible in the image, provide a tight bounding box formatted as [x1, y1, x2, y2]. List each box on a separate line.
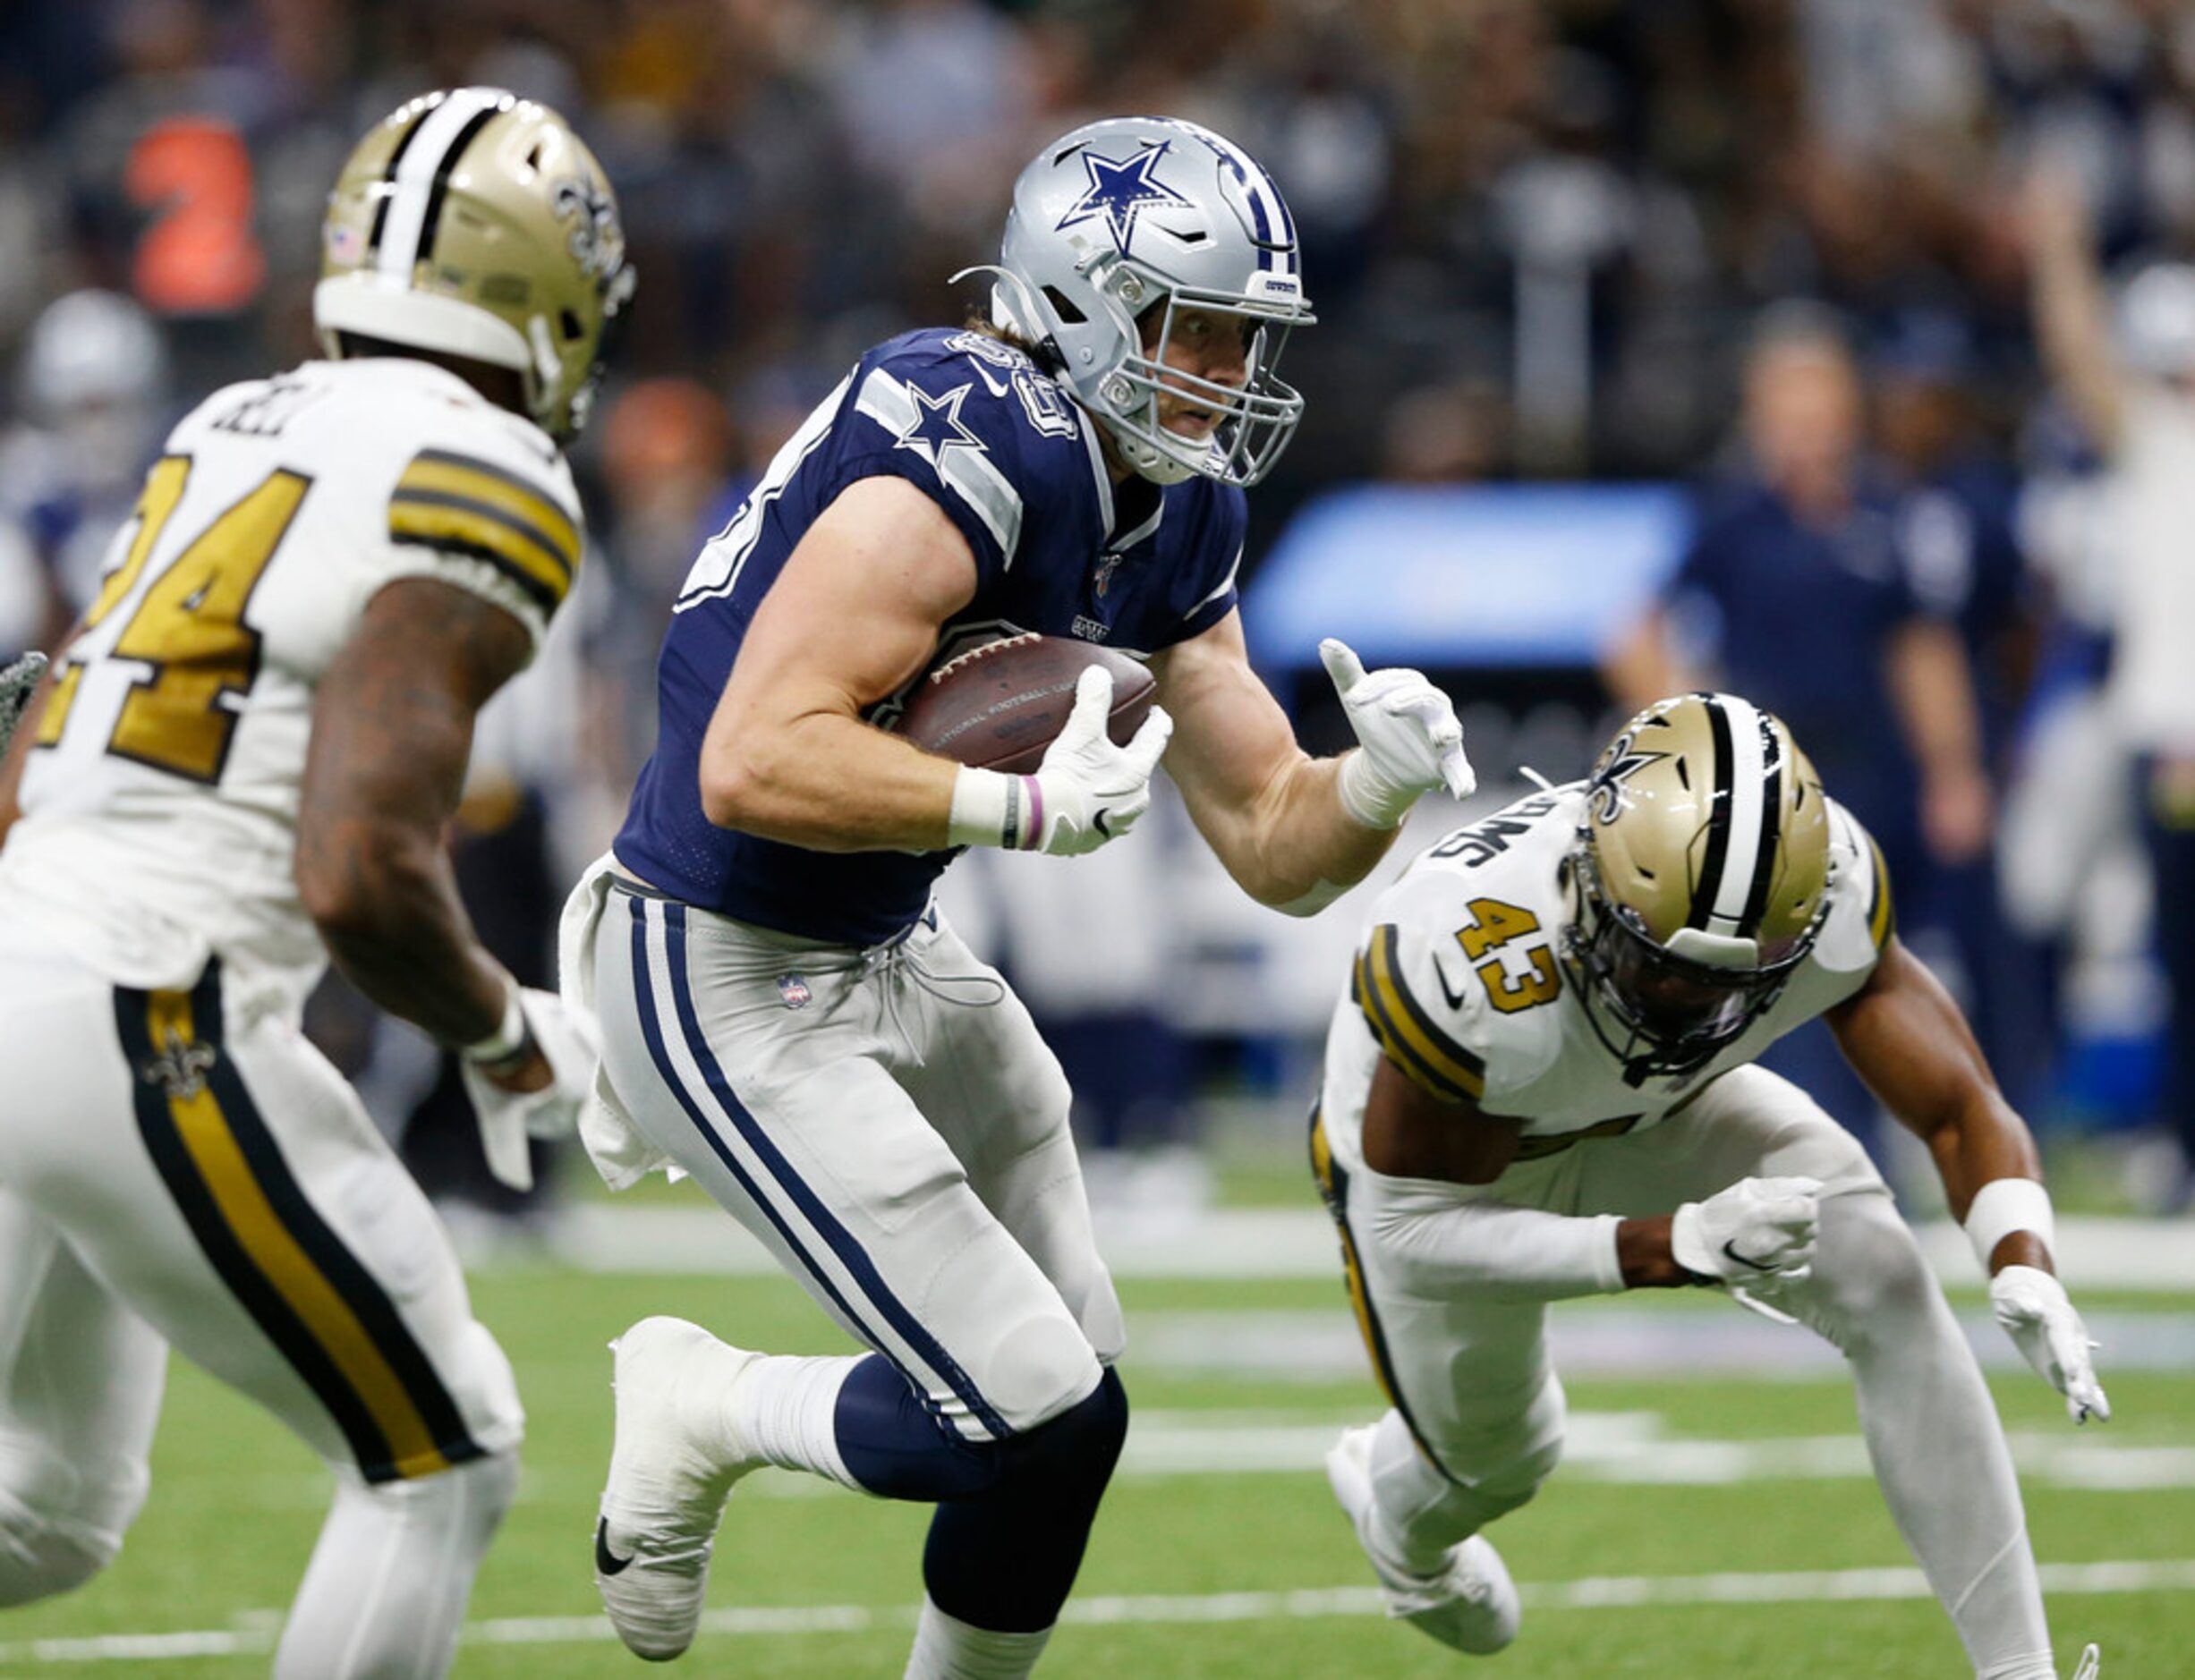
[0, 1, 2191, 1674]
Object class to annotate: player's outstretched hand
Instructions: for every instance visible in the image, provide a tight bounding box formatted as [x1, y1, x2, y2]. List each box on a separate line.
[1027, 666, 1172, 857]
[0, 650, 49, 756]
[461, 986, 600, 1192]
[1321, 638, 1474, 829]
[1672, 1175, 1823, 1286]
[1991, 1264, 2111, 1425]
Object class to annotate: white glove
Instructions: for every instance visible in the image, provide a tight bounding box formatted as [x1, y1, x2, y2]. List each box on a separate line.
[460, 986, 599, 1192]
[1671, 1175, 1823, 1285]
[1991, 1264, 2111, 1424]
[1025, 666, 1174, 856]
[0, 649, 48, 755]
[1320, 638, 1474, 828]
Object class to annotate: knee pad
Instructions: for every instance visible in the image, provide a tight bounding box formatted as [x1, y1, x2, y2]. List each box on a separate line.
[950, 1366, 1129, 1505]
[1006, 1366, 1127, 1493]
[0, 1490, 123, 1606]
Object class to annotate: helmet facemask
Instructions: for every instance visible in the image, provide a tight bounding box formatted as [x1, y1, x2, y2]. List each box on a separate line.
[1562, 692, 1835, 1084]
[988, 117, 1314, 489]
[1565, 841, 1824, 1085]
[1083, 254, 1307, 487]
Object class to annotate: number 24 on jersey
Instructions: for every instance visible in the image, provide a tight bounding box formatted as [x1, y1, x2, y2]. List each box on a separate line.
[38, 456, 307, 783]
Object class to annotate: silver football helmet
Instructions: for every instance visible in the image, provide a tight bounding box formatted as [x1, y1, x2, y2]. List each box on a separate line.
[977, 115, 1314, 488]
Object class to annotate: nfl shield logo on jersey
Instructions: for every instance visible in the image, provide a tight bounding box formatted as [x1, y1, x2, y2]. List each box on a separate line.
[777, 974, 813, 1010]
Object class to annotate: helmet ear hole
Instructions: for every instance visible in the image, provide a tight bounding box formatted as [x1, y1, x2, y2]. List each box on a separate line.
[1042, 285, 1086, 326]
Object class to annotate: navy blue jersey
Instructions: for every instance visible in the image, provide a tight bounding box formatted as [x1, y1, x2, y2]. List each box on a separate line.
[615, 327, 1246, 945]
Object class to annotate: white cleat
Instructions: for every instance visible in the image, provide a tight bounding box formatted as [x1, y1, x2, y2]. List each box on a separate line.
[1325, 1424, 1520, 1656]
[2071, 1644, 2100, 1680]
[594, 1316, 764, 1661]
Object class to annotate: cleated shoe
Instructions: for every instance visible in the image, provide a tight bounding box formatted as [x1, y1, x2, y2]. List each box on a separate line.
[593, 1317, 763, 1661]
[1325, 1424, 1520, 1655]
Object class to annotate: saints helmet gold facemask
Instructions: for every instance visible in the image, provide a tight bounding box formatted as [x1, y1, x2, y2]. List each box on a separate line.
[1564, 692, 1832, 1082]
[313, 87, 634, 442]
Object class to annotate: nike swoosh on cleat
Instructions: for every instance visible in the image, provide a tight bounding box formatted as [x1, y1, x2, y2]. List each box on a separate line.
[1721, 1240, 1778, 1273]
[595, 1516, 634, 1576]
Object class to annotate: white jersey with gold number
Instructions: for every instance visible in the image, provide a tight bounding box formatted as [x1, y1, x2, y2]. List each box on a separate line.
[0, 357, 581, 1021]
[1318, 783, 1894, 1174]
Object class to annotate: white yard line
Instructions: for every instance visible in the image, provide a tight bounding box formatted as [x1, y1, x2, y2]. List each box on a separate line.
[7, 1561, 2191, 1663]
[515, 1207, 2195, 1289]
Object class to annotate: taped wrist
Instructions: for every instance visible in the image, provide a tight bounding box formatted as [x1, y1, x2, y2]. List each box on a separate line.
[1964, 1178, 2055, 1273]
[948, 767, 1042, 850]
[1336, 749, 1411, 830]
[460, 971, 531, 1068]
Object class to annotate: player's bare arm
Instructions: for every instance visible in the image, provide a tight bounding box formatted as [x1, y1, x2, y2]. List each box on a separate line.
[1830, 931, 2110, 1423]
[1155, 615, 1472, 913]
[1153, 609, 1394, 909]
[296, 575, 539, 1067]
[1827, 934, 2046, 1267]
[1358, 1055, 1692, 1288]
[697, 478, 977, 853]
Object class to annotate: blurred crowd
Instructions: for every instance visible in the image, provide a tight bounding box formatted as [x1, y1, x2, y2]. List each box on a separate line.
[5, 0, 2195, 1216]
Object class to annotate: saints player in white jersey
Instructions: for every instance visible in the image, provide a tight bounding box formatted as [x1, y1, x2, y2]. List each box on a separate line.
[1314, 692, 2106, 1680]
[0, 89, 627, 1676]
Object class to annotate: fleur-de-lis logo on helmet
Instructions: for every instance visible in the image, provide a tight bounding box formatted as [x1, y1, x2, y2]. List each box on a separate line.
[552, 178, 627, 284]
[1586, 730, 1668, 826]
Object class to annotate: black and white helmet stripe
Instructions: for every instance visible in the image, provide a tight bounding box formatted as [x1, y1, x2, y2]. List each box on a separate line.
[370, 88, 508, 280]
[1687, 692, 1783, 941]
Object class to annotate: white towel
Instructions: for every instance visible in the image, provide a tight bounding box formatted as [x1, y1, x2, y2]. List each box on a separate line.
[556, 853, 676, 1190]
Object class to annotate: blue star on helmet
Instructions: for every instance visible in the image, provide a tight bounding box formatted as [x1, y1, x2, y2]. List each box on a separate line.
[894, 382, 986, 465]
[1054, 143, 1193, 254]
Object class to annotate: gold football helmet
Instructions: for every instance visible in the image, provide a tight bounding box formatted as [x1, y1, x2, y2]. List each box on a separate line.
[313, 87, 634, 441]
[1566, 692, 1832, 1081]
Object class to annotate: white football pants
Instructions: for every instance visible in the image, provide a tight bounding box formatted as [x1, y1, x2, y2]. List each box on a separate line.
[591, 885, 1124, 1440]
[0, 936, 523, 1677]
[1323, 1064, 2055, 1679]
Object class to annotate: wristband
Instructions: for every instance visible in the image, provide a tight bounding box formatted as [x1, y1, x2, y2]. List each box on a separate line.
[1964, 1177, 2055, 1273]
[1335, 749, 1408, 830]
[947, 766, 1042, 850]
[461, 972, 529, 1065]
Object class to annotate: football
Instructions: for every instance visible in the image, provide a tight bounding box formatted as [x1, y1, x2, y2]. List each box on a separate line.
[898, 633, 1157, 774]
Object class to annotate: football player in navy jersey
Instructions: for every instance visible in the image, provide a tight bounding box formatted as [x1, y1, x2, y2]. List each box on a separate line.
[567, 116, 1474, 1676]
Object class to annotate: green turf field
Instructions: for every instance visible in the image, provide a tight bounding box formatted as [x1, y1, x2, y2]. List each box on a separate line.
[0, 1266, 2187, 1677]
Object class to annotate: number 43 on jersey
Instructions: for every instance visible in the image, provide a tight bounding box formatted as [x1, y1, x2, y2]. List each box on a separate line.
[1454, 896, 1560, 1014]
